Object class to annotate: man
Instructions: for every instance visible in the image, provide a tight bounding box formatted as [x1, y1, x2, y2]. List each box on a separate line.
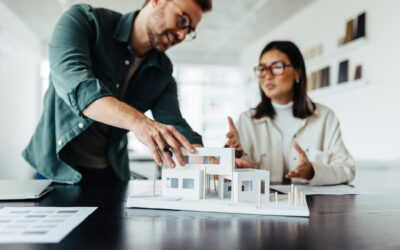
[22, 0, 212, 184]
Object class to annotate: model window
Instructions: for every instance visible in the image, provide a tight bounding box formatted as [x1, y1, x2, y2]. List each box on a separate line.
[166, 178, 179, 188]
[241, 180, 252, 192]
[182, 178, 195, 189]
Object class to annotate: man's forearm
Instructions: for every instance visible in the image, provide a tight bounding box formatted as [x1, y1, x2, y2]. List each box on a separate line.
[82, 96, 197, 168]
[82, 96, 144, 131]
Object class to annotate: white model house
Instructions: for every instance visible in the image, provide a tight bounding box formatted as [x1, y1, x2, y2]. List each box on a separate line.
[161, 148, 270, 204]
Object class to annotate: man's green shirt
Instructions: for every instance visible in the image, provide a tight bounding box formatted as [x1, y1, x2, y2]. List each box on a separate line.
[22, 4, 202, 184]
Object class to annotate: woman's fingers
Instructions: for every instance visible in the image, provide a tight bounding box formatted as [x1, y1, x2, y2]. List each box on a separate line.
[227, 116, 237, 131]
[293, 140, 306, 155]
[235, 158, 254, 168]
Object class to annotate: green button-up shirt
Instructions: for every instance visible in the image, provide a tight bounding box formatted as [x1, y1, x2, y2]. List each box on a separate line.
[22, 4, 202, 184]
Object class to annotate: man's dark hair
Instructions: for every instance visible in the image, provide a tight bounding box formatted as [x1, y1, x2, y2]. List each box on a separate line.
[142, 0, 212, 12]
[252, 41, 315, 120]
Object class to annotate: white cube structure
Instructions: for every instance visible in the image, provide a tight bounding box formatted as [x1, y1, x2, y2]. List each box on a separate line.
[162, 168, 204, 200]
[171, 148, 234, 176]
[232, 169, 270, 204]
[161, 148, 270, 204]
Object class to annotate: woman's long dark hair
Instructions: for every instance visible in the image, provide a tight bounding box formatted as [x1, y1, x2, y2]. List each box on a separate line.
[252, 41, 315, 120]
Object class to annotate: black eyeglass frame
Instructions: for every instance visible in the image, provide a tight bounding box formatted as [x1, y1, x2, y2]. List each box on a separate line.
[254, 61, 293, 78]
[168, 0, 197, 41]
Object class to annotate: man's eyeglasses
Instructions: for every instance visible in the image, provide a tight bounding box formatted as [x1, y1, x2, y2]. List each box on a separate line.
[168, 0, 196, 41]
[254, 61, 293, 78]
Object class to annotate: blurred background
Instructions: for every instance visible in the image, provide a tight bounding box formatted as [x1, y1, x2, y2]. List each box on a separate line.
[0, 0, 399, 180]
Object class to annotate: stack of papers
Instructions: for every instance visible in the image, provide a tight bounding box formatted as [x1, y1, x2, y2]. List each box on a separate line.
[0, 207, 97, 243]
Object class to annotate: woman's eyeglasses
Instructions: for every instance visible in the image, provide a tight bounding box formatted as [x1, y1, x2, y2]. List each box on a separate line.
[254, 61, 293, 78]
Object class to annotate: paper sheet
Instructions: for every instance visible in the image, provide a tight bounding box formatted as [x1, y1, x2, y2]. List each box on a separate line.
[0, 207, 97, 243]
[270, 184, 363, 195]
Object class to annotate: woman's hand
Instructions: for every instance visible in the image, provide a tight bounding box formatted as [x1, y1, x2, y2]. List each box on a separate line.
[235, 158, 254, 169]
[221, 158, 254, 182]
[225, 116, 242, 150]
[285, 141, 314, 180]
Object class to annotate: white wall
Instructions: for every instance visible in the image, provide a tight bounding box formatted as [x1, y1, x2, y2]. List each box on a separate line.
[239, 0, 400, 161]
[0, 1, 42, 179]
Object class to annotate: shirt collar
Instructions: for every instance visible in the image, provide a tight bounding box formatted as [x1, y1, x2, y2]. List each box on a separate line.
[113, 11, 137, 43]
[113, 10, 172, 73]
[253, 99, 318, 124]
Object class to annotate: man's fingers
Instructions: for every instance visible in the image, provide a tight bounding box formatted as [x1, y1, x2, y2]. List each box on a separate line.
[159, 145, 176, 168]
[154, 134, 176, 168]
[226, 132, 233, 138]
[170, 126, 195, 154]
[163, 133, 186, 166]
[148, 141, 163, 166]
[227, 116, 236, 131]
[161, 149, 176, 168]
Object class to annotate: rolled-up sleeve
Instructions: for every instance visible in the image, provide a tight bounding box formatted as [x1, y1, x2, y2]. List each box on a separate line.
[151, 77, 203, 145]
[49, 4, 112, 117]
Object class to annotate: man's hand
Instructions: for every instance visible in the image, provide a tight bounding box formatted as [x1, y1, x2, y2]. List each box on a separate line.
[285, 141, 314, 180]
[225, 116, 242, 150]
[131, 117, 196, 168]
[82, 96, 196, 169]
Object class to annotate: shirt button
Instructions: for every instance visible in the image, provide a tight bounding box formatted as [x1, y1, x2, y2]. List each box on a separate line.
[124, 60, 130, 65]
[116, 83, 120, 88]
[58, 140, 63, 146]
[78, 123, 84, 129]
[293, 157, 297, 161]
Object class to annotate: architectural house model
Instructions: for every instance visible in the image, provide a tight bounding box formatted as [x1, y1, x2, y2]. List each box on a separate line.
[127, 148, 309, 217]
[162, 148, 269, 203]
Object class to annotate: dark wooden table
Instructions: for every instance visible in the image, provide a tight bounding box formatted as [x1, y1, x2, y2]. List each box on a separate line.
[1, 177, 400, 250]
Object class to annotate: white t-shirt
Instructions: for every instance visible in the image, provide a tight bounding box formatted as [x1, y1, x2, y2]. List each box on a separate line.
[271, 101, 302, 173]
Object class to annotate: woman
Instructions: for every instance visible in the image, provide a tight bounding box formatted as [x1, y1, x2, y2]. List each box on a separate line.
[226, 41, 355, 185]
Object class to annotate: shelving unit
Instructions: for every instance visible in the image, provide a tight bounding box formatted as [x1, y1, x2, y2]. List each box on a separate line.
[306, 36, 368, 96]
[308, 79, 367, 99]
[306, 37, 368, 70]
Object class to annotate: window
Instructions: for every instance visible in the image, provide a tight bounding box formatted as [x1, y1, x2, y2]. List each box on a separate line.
[166, 178, 178, 188]
[241, 180, 252, 192]
[182, 178, 194, 189]
[184, 156, 220, 165]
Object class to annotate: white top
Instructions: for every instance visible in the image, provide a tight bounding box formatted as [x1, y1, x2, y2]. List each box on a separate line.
[271, 101, 302, 173]
[235, 102, 355, 185]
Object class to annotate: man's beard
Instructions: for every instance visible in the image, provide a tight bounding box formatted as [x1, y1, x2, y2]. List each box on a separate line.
[146, 6, 180, 52]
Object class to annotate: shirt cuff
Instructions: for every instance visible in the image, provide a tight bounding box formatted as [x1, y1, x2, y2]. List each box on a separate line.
[69, 79, 113, 117]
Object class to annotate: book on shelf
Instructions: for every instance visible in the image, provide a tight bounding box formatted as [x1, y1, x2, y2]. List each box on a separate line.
[340, 12, 366, 46]
[338, 60, 349, 84]
[307, 71, 316, 91]
[344, 19, 354, 44]
[320, 67, 330, 88]
[354, 65, 362, 80]
[355, 12, 366, 39]
[307, 66, 330, 91]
